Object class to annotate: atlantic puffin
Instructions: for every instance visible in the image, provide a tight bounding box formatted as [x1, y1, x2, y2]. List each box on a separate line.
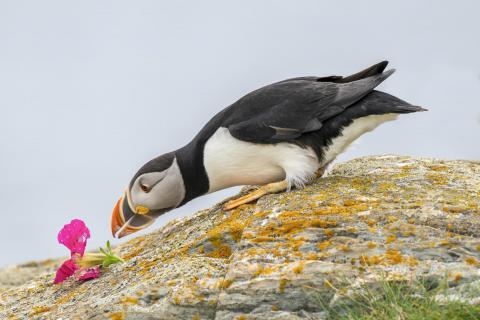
[111, 61, 425, 238]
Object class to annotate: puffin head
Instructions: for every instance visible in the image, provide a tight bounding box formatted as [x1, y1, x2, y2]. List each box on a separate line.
[111, 152, 185, 238]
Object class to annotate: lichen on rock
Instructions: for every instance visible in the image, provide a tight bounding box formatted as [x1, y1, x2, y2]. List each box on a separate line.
[0, 155, 479, 319]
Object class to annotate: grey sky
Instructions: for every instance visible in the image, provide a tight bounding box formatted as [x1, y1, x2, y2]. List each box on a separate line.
[1, 1, 479, 266]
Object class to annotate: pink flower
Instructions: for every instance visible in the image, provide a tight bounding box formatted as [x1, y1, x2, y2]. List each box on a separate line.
[54, 259, 79, 284]
[76, 265, 101, 281]
[57, 219, 90, 256]
[54, 219, 100, 284]
[54, 219, 123, 284]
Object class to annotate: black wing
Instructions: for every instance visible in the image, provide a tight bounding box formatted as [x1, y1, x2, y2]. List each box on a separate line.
[223, 61, 395, 143]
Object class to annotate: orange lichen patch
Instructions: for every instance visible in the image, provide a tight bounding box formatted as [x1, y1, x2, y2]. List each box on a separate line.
[442, 206, 467, 214]
[347, 227, 358, 234]
[377, 182, 397, 192]
[317, 240, 332, 251]
[387, 216, 398, 223]
[197, 245, 205, 254]
[476, 245, 480, 251]
[254, 264, 277, 277]
[384, 249, 403, 264]
[367, 241, 377, 249]
[109, 311, 125, 320]
[438, 239, 455, 248]
[313, 202, 370, 216]
[405, 256, 419, 267]
[218, 278, 233, 289]
[306, 252, 318, 260]
[55, 287, 87, 305]
[192, 314, 201, 320]
[277, 210, 303, 219]
[121, 236, 147, 260]
[273, 219, 337, 235]
[426, 173, 449, 186]
[359, 249, 415, 266]
[367, 219, 376, 227]
[465, 256, 479, 266]
[338, 244, 351, 252]
[236, 315, 247, 320]
[359, 254, 382, 266]
[428, 165, 449, 171]
[454, 273, 462, 282]
[228, 220, 246, 242]
[121, 296, 139, 305]
[29, 306, 50, 316]
[243, 232, 254, 239]
[292, 261, 305, 274]
[205, 244, 232, 259]
[167, 280, 177, 286]
[271, 305, 279, 311]
[324, 229, 335, 238]
[250, 236, 276, 243]
[279, 278, 289, 293]
[385, 235, 397, 244]
[407, 218, 415, 224]
[343, 199, 358, 206]
[136, 259, 160, 276]
[446, 223, 454, 231]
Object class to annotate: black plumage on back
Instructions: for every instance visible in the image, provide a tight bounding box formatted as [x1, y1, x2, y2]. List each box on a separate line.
[220, 61, 398, 143]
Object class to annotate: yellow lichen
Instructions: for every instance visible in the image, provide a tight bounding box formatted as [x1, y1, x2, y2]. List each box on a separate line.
[254, 264, 276, 277]
[218, 278, 233, 289]
[306, 252, 318, 260]
[465, 256, 479, 265]
[367, 241, 377, 249]
[292, 261, 305, 274]
[121, 296, 139, 305]
[30, 306, 50, 316]
[385, 235, 397, 244]
[250, 236, 276, 243]
[279, 278, 288, 293]
[206, 244, 232, 259]
[109, 311, 125, 320]
[317, 240, 331, 251]
[324, 229, 335, 238]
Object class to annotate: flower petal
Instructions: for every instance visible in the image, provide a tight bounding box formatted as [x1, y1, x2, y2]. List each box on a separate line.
[57, 219, 91, 256]
[76, 265, 101, 281]
[54, 259, 79, 284]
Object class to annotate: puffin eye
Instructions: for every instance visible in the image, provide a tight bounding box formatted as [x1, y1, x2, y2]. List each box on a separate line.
[140, 183, 150, 193]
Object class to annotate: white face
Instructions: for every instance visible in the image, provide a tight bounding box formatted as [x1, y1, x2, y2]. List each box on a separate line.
[129, 158, 185, 214]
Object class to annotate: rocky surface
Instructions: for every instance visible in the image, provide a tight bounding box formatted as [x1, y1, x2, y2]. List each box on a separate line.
[1, 155, 479, 320]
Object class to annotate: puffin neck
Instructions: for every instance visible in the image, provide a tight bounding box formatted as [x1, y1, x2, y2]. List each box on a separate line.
[175, 141, 210, 206]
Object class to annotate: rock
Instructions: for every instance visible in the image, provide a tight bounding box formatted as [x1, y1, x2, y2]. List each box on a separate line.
[1, 155, 479, 320]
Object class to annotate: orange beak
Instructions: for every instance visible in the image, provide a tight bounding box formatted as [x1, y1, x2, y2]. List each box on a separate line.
[111, 197, 125, 237]
[111, 192, 155, 238]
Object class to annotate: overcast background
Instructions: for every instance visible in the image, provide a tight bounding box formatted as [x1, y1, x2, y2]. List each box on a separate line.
[1, 1, 479, 267]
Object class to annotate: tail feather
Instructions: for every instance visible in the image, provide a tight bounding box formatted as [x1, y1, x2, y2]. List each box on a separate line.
[353, 90, 427, 115]
[340, 60, 389, 83]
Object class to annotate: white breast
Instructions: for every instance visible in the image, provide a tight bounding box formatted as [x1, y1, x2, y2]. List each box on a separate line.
[203, 113, 398, 193]
[321, 113, 399, 165]
[203, 127, 319, 192]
